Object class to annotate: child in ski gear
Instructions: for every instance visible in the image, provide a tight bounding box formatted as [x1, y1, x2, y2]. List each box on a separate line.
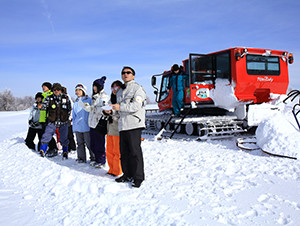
[111, 66, 146, 188]
[81, 76, 109, 168]
[39, 83, 72, 158]
[39, 82, 58, 156]
[72, 84, 94, 163]
[103, 80, 123, 176]
[39, 82, 53, 123]
[25, 92, 44, 151]
[62, 86, 76, 152]
[167, 64, 187, 116]
[54, 86, 76, 152]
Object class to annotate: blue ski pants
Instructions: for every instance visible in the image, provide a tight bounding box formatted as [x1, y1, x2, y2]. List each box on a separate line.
[41, 124, 69, 147]
[172, 89, 184, 115]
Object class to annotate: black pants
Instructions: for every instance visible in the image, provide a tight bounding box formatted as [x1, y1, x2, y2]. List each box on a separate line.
[68, 125, 76, 151]
[25, 127, 43, 150]
[119, 128, 144, 181]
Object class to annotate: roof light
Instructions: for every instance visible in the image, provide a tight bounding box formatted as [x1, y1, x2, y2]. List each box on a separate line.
[288, 53, 294, 64]
[241, 48, 248, 58]
[262, 50, 272, 56]
[235, 49, 242, 61]
[281, 52, 287, 62]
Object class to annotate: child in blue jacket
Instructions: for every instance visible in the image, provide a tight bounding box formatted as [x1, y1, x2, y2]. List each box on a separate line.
[72, 84, 94, 163]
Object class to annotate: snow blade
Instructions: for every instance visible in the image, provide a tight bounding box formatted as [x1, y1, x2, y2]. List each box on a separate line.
[236, 137, 260, 151]
[237, 137, 297, 160]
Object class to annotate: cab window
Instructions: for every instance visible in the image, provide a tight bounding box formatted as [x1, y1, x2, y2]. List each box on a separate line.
[247, 55, 280, 75]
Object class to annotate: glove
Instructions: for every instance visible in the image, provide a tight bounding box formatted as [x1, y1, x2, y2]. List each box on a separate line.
[32, 122, 40, 127]
[84, 104, 92, 112]
[79, 99, 92, 112]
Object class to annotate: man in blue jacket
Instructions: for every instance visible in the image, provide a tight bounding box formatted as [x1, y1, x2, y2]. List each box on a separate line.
[168, 64, 187, 116]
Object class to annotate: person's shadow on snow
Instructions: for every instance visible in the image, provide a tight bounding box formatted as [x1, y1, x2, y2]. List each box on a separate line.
[9, 137, 26, 148]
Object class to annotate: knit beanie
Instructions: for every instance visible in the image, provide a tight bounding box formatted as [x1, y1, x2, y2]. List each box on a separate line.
[171, 64, 179, 72]
[35, 92, 43, 100]
[75, 84, 87, 95]
[42, 82, 52, 90]
[93, 76, 106, 93]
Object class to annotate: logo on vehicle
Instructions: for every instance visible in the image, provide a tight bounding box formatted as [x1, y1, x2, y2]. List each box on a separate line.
[196, 88, 209, 99]
[257, 76, 273, 82]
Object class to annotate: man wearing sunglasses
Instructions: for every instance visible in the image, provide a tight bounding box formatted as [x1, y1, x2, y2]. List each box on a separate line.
[38, 83, 72, 159]
[111, 66, 146, 188]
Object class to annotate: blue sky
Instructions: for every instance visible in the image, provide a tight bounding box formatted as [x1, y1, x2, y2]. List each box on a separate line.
[1, 0, 300, 101]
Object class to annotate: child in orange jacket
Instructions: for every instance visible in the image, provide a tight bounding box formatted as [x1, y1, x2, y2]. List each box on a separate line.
[104, 80, 123, 176]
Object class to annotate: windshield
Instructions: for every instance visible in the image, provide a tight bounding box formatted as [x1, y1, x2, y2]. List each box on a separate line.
[159, 75, 170, 102]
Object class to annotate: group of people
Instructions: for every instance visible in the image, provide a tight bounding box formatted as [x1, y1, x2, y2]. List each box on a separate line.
[25, 66, 146, 188]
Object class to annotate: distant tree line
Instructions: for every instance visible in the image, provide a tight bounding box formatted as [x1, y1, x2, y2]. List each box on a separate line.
[0, 88, 154, 112]
[0, 89, 34, 111]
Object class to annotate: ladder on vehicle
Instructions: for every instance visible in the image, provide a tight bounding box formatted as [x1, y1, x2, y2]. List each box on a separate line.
[155, 108, 191, 140]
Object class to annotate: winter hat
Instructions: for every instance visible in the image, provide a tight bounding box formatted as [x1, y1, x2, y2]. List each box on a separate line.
[52, 83, 63, 91]
[75, 84, 87, 95]
[93, 76, 106, 92]
[171, 64, 180, 72]
[35, 92, 43, 100]
[42, 82, 52, 90]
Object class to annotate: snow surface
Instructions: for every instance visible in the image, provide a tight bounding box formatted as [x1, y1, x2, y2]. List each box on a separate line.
[0, 107, 300, 226]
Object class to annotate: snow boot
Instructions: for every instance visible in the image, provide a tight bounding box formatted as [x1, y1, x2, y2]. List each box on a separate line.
[62, 146, 68, 159]
[132, 179, 143, 188]
[39, 143, 48, 157]
[115, 175, 132, 183]
[94, 163, 105, 168]
[46, 149, 58, 158]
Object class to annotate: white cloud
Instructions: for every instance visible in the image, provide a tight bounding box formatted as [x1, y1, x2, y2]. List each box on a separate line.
[40, 0, 55, 34]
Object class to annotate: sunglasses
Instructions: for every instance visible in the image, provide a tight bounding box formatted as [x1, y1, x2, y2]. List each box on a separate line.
[122, 71, 132, 75]
[111, 86, 120, 91]
[53, 88, 61, 91]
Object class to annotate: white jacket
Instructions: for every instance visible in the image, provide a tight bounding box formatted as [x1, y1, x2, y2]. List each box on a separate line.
[83, 90, 109, 129]
[117, 80, 146, 131]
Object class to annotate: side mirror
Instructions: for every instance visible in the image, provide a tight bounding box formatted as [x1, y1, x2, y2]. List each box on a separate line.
[151, 77, 156, 86]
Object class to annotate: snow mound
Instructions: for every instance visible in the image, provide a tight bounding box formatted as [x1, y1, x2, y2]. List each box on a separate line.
[256, 104, 300, 159]
[210, 79, 240, 111]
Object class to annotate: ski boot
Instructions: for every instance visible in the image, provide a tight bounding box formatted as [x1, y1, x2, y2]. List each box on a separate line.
[39, 143, 48, 157]
[62, 146, 68, 159]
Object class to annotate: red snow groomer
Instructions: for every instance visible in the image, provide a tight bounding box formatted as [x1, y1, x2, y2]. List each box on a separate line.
[148, 47, 294, 139]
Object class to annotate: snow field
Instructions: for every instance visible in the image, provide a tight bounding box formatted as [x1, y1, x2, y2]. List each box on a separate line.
[0, 109, 300, 225]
